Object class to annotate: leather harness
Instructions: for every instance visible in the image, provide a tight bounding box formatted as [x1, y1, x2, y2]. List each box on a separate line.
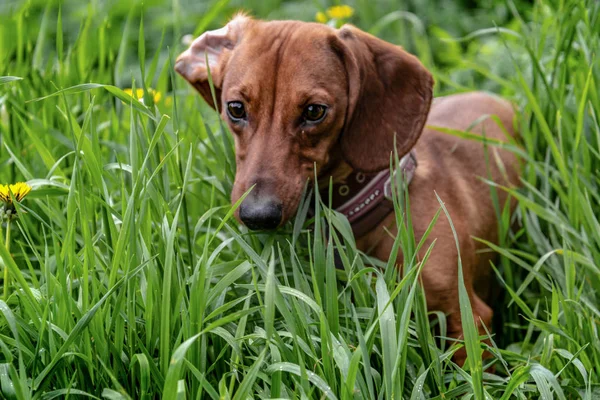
[317, 151, 418, 238]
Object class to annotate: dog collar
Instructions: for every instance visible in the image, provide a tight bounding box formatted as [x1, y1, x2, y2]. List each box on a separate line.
[319, 150, 417, 238]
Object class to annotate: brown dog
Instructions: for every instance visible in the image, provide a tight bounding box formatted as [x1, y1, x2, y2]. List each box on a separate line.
[175, 15, 519, 365]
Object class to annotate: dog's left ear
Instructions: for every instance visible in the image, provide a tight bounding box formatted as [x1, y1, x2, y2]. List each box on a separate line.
[175, 15, 249, 110]
[334, 25, 434, 172]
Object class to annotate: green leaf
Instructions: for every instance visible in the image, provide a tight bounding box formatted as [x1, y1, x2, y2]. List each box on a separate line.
[0, 77, 23, 85]
[266, 362, 338, 400]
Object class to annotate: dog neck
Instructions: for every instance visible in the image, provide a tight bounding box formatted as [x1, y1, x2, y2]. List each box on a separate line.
[317, 157, 354, 190]
[315, 150, 418, 238]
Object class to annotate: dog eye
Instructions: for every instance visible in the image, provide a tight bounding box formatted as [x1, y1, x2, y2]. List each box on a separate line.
[226, 101, 246, 121]
[303, 104, 327, 123]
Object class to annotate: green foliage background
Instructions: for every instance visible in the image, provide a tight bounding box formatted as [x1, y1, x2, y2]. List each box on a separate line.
[0, 0, 599, 398]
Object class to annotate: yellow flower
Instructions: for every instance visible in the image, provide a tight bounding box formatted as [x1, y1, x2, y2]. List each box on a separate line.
[316, 11, 328, 24]
[123, 88, 162, 104]
[0, 182, 31, 204]
[326, 5, 354, 20]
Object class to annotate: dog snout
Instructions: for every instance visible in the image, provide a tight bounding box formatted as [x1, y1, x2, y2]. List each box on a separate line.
[239, 197, 283, 230]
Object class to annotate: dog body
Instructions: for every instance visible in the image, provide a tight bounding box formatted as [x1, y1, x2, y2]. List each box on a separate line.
[358, 93, 518, 362]
[176, 16, 519, 364]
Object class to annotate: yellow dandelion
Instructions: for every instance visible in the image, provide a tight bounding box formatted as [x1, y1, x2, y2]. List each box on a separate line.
[123, 88, 142, 99]
[316, 11, 328, 24]
[326, 5, 354, 20]
[123, 88, 162, 104]
[0, 182, 31, 204]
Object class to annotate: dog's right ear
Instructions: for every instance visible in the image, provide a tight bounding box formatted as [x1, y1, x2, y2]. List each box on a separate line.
[175, 15, 248, 110]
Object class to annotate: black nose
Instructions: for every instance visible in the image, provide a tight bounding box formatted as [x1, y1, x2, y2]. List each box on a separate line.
[239, 198, 283, 230]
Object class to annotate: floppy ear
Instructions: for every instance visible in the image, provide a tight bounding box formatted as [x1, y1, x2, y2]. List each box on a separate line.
[335, 25, 434, 172]
[174, 16, 248, 110]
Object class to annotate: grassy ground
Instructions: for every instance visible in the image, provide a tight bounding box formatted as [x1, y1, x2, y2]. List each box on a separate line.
[0, 0, 599, 398]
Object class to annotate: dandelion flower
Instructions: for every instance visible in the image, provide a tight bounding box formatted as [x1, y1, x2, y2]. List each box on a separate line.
[0, 182, 31, 222]
[316, 11, 328, 23]
[123, 88, 162, 104]
[1, 182, 30, 299]
[326, 5, 354, 20]
[0, 182, 31, 204]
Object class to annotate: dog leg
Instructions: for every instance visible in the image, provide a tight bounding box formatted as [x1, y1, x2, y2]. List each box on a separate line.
[418, 239, 495, 368]
[446, 292, 494, 368]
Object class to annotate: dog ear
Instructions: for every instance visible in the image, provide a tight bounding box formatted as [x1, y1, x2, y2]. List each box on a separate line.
[334, 25, 434, 172]
[175, 15, 249, 110]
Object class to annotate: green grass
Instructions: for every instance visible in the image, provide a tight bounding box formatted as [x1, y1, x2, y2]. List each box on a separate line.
[0, 0, 599, 398]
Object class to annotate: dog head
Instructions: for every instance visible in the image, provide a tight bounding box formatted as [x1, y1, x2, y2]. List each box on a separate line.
[176, 16, 433, 230]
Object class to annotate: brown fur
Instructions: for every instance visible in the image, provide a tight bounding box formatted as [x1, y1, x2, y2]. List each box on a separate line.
[176, 16, 520, 366]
